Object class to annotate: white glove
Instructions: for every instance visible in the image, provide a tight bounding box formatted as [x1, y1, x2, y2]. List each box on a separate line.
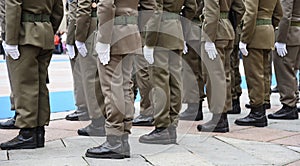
[274, 42, 287, 57]
[75, 40, 87, 57]
[204, 42, 218, 60]
[239, 41, 248, 56]
[66, 44, 76, 59]
[143, 46, 154, 64]
[183, 41, 188, 55]
[2, 41, 20, 60]
[95, 42, 110, 65]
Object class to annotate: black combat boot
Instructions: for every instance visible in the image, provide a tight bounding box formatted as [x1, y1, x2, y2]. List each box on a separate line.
[227, 98, 241, 114]
[268, 104, 298, 120]
[179, 101, 203, 121]
[0, 112, 18, 129]
[85, 135, 124, 159]
[197, 113, 229, 133]
[78, 117, 106, 136]
[65, 109, 89, 121]
[0, 128, 37, 150]
[132, 114, 154, 126]
[235, 105, 267, 127]
[36, 126, 45, 148]
[121, 134, 130, 158]
[167, 125, 177, 144]
[139, 127, 172, 144]
[245, 103, 271, 109]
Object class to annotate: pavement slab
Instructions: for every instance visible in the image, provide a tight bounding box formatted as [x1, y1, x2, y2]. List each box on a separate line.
[0, 157, 88, 166]
[216, 136, 300, 165]
[267, 119, 300, 132]
[270, 134, 300, 146]
[85, 154, 151, 166]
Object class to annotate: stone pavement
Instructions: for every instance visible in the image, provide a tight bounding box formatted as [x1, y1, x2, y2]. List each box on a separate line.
[0, 55, 300, 165]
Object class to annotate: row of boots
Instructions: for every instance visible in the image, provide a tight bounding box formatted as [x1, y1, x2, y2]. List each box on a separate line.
[0, 126, 45, 150]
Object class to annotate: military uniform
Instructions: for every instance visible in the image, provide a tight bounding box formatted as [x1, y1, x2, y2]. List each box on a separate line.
[85, 0, 142, 159]
[269, 0, 300, 119]
[180, 0, 206, 121]
[139, 0, 197, 144]
[74, 0, 106, 136]
[235, 0, 282, 127]
[0, 0, 63, 150]
[197, 0, 245, 132]
[65, 0, 89, 121]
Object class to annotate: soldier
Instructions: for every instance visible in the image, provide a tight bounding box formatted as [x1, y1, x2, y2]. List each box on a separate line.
[138, 0, 197, 144]
[64, 0, 90, 122]
[268, 0, 300, 120]
[85, 0, 147, 159]
[197, 0, 245, 133]
[74, 0, 106, 136]
[179, 0, 206, 121]
[235, 0, 282, 127]
[0, 0, 63, 150]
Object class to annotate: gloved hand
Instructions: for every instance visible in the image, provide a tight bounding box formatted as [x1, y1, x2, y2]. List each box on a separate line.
[2, 41, 20, 60]
[143, 45, 154, 64]
[183, 41, 188, 55]
[204, 42, 218, 60]
[239, 41, 248, 56]
[274, 42, 287, 57]
[95, 42, 110, 65]
[75, 40, 87, 57]
[66, 44, 76, 59]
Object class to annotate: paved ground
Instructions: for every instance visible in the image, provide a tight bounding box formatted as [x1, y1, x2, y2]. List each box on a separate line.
[0, 55, 299, 165]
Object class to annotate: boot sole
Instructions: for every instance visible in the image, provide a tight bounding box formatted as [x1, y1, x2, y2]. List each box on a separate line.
[268, 116, 298, 120]
[1, 144, 37, 150]
[198, 127, 229, 133]
[179, 117, 203, 121]
[235, 121, 267, 127]
[85, 152, 124, 159]
[139, 138, 172, 145]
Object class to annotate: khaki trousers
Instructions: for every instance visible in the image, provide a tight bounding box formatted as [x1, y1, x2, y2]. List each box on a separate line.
[70, 54, 88, 112]
[201, 40, 233, 114]
[243, 48, 270, 107]
[230, 45, 242, 100]
[134, 55, 152, 116]
[151, 48, 182, 128]
[7, 45, 52, 128]
[273, 45, 300, 107]
[98, 54, 134, 136]
[182, 40, 206, 103]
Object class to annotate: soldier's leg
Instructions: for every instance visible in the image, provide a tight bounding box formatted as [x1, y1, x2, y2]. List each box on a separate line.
[263, 53, 271, 109]
[269, 46, 299, 119]
[235, 48, 268, 127]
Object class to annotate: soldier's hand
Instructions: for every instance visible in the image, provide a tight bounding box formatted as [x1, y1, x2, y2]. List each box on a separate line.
[66, 44, 76, 59]
[2, 41, 20, 60]
[204, 42, 218, 60]
[183, 41, 188, 55]
[75, 40, 87, 57]
[274, 42, 287, 57]
[143, 46, 154, 64]
[95, 42, 110, 65]
[239, 42, 248, 56]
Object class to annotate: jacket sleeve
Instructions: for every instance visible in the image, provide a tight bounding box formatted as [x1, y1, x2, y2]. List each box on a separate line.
[182, 0, 197, 20]
[0, 0, 5, 34]
[66, 0, 77, 45]
[240, 0, 258, 44]
[97, 0, 115, 44]
[5, 0, 22, 45]
[51, 0, 64, 35]
[231, 0, 245, 26]
[144, 0, 163, 47]
[276, 0, 289, 43]
[272, 0, 283, 29]
[202, 0, 219, 42]
[76, 0, 92, 42]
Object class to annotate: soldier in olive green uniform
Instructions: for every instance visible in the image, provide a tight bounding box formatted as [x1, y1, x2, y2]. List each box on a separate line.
[74, 0, 106, 136]
[139, 0, 197, 144]
[65, 0, 89, 122]
[235, 0, 282, 127]
[180, 0, 206, 121]
[0, 0, 63, 150]
[268, 0, 300, 120]
[197, 0, 245, 133]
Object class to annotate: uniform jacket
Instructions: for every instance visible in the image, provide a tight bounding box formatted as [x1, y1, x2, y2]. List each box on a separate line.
[0, 0, 5, 34]
[182, 0, 200, 41]
[276, 0, 300, 46]
[240, 0, 282, 49]
[145, 0, 197, 50]
[5, 0, 63, 49]
[202, 0, 245, 42]
[97, 0, 142, 55]
[66, 0, 77, 45]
